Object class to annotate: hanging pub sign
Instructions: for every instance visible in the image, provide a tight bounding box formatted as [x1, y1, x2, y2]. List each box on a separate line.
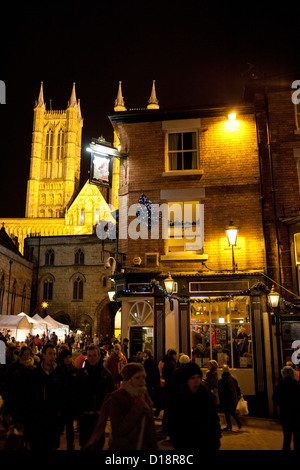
[90, 152, 113, 188]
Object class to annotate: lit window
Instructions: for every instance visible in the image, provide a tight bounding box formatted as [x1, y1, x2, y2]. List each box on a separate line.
[190, 296, 253, 369]
[167, 201, 203, 252]
[168, 131, 198, 170]
[80, 209, 84, 225]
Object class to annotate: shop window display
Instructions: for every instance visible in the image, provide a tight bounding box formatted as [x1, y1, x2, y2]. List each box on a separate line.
[190, 296, 252, 369]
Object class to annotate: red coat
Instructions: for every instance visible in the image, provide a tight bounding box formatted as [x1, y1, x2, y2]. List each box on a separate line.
[105, 352, 127, 388]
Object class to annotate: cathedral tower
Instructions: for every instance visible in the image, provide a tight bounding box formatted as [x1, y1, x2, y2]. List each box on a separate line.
[25, 82, 83, 218]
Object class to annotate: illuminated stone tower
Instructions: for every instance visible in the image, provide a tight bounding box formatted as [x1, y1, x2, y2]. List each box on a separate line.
[25, 82, 83, 218]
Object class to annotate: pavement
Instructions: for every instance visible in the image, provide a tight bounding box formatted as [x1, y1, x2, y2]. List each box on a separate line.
[57, 411, 285, 452]
[0, 411, 285, 452]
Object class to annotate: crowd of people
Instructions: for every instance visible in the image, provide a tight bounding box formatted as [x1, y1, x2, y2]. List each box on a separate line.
[0, 331, 300, 451]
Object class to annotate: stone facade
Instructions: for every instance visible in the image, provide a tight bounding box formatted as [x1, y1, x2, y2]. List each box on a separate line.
[24, 234, 116, 336]
[0, 227, 33, 316]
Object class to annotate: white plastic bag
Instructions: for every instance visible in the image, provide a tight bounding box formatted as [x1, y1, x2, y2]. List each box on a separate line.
[236, 395, 249, 415]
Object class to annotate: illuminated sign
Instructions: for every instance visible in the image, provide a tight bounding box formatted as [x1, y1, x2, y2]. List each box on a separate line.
[90, 153, 113, 188]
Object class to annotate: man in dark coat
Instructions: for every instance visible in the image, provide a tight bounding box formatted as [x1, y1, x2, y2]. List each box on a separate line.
[218, 364, 242, 431]
[76, 344, 114, 449]
[168, 362, 221, 450]
[26, 343, 64, 450]
[273, 366, 300, 450]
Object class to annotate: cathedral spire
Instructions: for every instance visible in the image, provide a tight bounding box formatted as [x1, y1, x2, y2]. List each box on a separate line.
[77, 99, 83, 125]
[147, 80, 159, 109]
[35, 82, 45, 109]
[68, 82, 78, 109]
[114, 81, 127, 112]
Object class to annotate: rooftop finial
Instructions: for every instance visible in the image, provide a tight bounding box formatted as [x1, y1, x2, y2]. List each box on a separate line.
[68, 82, 77, 109]
[114, 81, 127, 112]
[35, 82, 45, 109]
[147, 80, 159, 110]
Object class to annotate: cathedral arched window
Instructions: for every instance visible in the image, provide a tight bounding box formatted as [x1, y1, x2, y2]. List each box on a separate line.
[73, 276, 84, 300]
[57, 129, 64, 159]
[43, 278, 53, 300]
[45, 129, 53, 160]
[75, 249, 84, 265]
[45, 249, 55, 265]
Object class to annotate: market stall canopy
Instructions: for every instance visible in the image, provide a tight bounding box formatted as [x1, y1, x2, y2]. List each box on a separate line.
[17, 313, 47, 331]
[44, 315, 69, 331]
[32, 314, 57, 329]
[0, 315, 32, 330]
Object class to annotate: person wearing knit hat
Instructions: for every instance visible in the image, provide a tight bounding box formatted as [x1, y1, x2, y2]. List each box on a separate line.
[168, 360, 221, 451]
[179, 354, 191, 364]
[121, 362, 145, 382]
[85, 362, 157, 450]
[273, 365, 300, 450]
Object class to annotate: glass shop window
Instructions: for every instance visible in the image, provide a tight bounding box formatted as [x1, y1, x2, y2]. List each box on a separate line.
[190, 296, 252, 369]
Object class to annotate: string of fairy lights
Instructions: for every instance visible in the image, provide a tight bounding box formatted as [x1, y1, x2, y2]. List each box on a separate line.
[114, 279, 300, 313]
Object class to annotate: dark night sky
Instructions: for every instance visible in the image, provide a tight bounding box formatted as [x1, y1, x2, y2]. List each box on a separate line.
[0, 1, 300, 218]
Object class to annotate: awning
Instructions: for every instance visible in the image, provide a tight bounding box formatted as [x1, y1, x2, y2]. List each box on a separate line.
[0, 315, 32, 330]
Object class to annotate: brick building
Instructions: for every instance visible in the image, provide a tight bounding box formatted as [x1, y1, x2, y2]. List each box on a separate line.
[248, 83, 300, 377]
[91, 86, 275, 416]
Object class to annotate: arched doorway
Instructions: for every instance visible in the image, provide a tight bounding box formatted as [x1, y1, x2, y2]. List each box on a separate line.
[95, 298, 121, 339]
[77, 314, 93, 336]
[128, 300, 154, 359]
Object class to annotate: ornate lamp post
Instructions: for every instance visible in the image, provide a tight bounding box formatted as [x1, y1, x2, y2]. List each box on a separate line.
[267, 285, 282, 375]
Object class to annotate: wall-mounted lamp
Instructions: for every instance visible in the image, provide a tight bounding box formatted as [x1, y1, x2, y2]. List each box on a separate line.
[228, 112, 237, 120]
[267, 285, 280, 310]
[108, 290, 116, 302]
[164, 273, 175, 294]
[164, 273, 175, 310]
[226, 220, 238, 272]
[267, 284, 282, 374]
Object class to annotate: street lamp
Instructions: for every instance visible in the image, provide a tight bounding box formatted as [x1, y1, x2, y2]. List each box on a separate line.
[164, 273, 175, 294]
[226, 220, 238, 272]
[108, 290, 116, 302]
[164, 273, 175, 310]
[41, 301, 49, 318]
[267, 285, 282, 374]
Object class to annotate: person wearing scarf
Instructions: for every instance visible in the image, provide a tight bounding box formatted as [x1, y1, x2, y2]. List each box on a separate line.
[84, 362, 157, 450]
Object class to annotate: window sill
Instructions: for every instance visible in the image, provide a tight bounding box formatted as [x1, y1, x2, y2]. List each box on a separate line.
[161, 252, 208, 261]
[162, 170, 204, 177]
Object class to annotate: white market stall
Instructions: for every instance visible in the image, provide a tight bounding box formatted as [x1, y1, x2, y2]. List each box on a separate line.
[44, 315, 69, 341]
[0, 315, 32, 342]
[17, 313, 48, 336]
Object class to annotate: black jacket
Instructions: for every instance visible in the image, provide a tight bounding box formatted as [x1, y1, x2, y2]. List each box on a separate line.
[169, 383, 221, 450]
[76, 361, 114, 416]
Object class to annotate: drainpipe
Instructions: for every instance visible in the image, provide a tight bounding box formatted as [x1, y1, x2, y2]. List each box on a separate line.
[264, 88, 282, 293]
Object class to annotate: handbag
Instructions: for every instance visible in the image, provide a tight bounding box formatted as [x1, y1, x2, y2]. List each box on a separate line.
[236, 395, 249, 416]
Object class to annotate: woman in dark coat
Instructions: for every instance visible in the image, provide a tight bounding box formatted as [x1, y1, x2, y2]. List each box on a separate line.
[218, 365, 242, 431]
[168, 362, 221, 451]
[273, 366, 300, 450]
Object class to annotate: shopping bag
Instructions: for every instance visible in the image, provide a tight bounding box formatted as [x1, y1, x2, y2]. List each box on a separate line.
[236, 395, 249, 416]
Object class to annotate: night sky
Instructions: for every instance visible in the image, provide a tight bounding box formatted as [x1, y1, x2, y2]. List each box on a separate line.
[0, 2, 300, 218]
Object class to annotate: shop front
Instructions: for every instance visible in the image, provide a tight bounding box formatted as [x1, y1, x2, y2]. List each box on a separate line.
[115, 272, 276, 417]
